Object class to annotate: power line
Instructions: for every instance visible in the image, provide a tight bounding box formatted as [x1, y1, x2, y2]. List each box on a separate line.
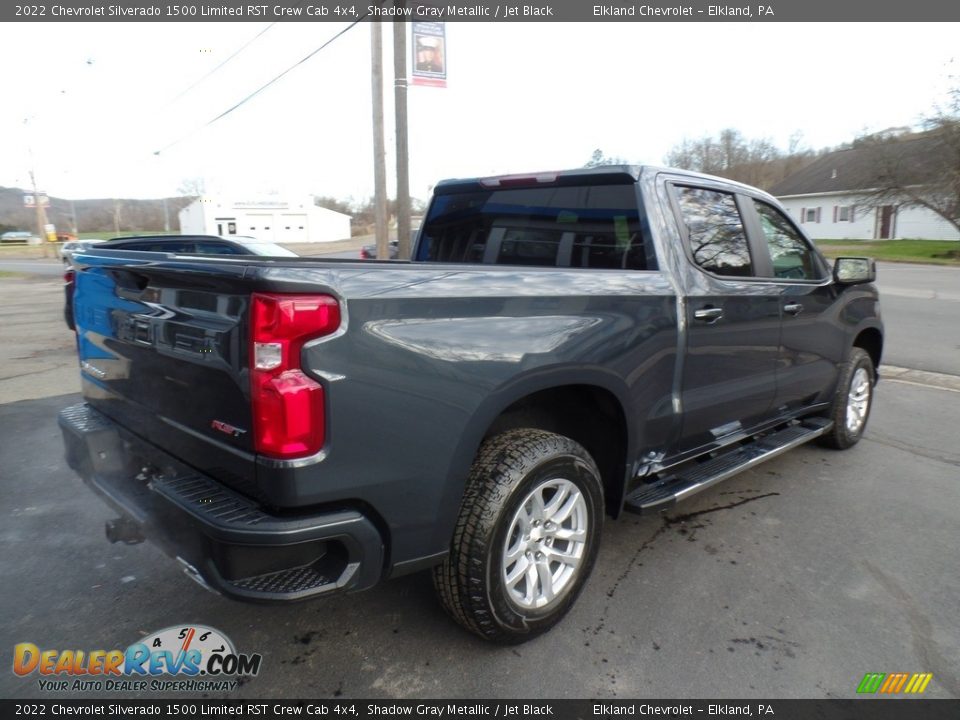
[162, 22, 279, 109]
[154, 15, 372, 156]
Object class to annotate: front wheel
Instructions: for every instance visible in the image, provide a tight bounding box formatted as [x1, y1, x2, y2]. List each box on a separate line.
[819, 347, 875, 449]
[433, 429, 604, 644]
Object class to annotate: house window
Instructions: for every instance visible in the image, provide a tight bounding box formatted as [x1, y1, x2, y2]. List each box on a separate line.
[835, 206, 853, 222]
[803, 208, 820, 223]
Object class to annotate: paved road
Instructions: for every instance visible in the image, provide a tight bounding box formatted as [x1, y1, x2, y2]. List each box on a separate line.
[0, 259, 65, 276]
[877, 263, 960, 376]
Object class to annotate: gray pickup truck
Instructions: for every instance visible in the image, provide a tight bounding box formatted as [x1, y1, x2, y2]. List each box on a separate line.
[59, 166, 882, 643]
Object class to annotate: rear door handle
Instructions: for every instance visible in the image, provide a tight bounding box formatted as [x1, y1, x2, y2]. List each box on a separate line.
[784, 303, 804, 316]
[694, 307, 724, 322]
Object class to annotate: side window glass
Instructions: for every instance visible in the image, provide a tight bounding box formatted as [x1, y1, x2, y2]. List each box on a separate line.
[128, 242, 190, 253]
[194, 242, 240, 255]
[674, 186, 753, 277]
[754, 201, 821, 280]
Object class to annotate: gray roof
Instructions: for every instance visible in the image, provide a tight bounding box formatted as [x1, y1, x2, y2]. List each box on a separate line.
[769, 134, 947, 197]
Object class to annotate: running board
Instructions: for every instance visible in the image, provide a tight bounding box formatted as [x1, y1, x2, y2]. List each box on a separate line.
[624, 418, 833, 514]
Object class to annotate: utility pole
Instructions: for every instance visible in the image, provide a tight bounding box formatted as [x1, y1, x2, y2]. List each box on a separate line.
[371, 22, 389, 259]
[162, 197, 170, 233]
[393, 9, 411, 260]
[24, 120, 50, 258]
[29, 169, 50, 259]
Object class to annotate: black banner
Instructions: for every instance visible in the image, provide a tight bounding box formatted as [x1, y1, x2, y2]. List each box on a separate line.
[5, 0, 960, 22]
[3, 700, 960, 720]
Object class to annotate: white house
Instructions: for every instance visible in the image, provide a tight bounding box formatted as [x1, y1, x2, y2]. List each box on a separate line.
[771, 142, 960, 241]
[178, 197, 351, 244]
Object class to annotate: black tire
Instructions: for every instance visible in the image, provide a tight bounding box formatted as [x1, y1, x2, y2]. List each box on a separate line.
[818, 347, 875, 449]
[433, 428, 604, 644]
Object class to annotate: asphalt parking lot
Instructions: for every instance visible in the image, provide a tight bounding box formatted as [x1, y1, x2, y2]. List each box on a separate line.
[1, 269, 958, 700]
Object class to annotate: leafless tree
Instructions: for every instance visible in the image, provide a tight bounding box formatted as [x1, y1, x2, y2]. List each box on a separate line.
[665, 128, 818, 191]
[177, 177, 207, 198]
[853, 87, 960, 234]
[584, 149, 629, 168]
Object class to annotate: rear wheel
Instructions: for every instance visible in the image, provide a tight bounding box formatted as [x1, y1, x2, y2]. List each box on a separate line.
[819, 347, 875, 449]
[433, 429, 603, 644]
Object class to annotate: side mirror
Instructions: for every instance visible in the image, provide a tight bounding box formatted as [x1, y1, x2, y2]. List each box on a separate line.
[833, 257, 876, 285]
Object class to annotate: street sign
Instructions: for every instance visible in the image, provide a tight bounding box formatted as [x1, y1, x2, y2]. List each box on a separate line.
[24, 193, 50, 208]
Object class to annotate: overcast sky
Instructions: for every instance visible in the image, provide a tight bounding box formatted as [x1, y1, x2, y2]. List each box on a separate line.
[1, 21, 956, 203]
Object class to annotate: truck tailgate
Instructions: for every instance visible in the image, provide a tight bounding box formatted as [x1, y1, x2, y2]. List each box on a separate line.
[72, 254, 261, 498]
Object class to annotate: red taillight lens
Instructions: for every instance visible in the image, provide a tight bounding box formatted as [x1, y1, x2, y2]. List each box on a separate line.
[64, 268, 75, 285]
[249, 293, 341, 459]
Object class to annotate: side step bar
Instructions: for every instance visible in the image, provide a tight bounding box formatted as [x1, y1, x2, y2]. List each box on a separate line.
[624, 417, 833, 514]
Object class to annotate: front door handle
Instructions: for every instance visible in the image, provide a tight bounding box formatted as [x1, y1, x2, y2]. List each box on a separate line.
[784, 302, 804, 316]
[694, 307, 724, 322]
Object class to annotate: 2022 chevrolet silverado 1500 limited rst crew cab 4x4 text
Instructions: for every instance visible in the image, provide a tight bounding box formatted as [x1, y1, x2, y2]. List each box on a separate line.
[59, 166, 882, 643]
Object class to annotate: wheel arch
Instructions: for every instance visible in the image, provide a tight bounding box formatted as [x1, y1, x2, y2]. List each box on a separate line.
[432, 369, 635, 552]
[852, 325, 883, 375]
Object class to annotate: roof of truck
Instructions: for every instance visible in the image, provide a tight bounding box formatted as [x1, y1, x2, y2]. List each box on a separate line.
[434, 165, 774, 198]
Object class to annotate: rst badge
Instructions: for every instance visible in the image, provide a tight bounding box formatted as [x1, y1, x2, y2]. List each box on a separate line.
[211, 420, 247, 438]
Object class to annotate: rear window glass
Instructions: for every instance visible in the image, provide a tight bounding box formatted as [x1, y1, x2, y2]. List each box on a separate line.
[109, 241, 193, 253]
[416, 184, 650, 270]
[193, 242, 242, 255]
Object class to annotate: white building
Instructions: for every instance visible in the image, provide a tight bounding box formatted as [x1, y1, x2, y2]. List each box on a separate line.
[178, 197, 351, 244]
[771, 141, 960, 241]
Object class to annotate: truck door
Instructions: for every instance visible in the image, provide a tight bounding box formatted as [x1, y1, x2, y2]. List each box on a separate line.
[668, 183, 782, 453]
[743, 198, 843, 412]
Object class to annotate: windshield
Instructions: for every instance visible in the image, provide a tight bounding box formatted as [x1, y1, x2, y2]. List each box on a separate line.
[417, 184, 651, 270]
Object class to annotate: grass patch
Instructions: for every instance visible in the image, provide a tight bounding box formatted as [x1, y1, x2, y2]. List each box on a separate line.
[815, 239, 960, 265]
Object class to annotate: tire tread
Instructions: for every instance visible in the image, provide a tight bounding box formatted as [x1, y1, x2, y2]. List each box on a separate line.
[433, 428, 599, 643]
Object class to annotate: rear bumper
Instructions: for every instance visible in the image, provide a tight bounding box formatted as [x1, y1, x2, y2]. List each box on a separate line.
[58, 402, 384, 602]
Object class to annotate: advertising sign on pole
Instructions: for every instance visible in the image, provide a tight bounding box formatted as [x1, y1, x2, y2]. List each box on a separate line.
[411, 22, 446, 88]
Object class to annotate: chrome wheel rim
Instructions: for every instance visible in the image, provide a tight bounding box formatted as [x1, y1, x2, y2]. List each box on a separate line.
[846, 367, 871, 434]
[501, 477, 588, 610]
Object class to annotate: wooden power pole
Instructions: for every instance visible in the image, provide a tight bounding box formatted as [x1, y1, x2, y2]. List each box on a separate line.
[393, 11, 411, 260]
[29, 169, 50, 259]
[371, 22, 389, 259]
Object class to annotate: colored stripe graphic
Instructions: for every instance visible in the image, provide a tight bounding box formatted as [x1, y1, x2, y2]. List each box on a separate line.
[879, 674, 898, 693]
[857, 673, 886, 693]
[857, 672, 932, 694]
[915, 673, 933, 694]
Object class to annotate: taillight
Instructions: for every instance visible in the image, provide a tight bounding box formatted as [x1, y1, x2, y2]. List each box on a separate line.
[64, 268, 75, 285]
[249, 293, 341, 459]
